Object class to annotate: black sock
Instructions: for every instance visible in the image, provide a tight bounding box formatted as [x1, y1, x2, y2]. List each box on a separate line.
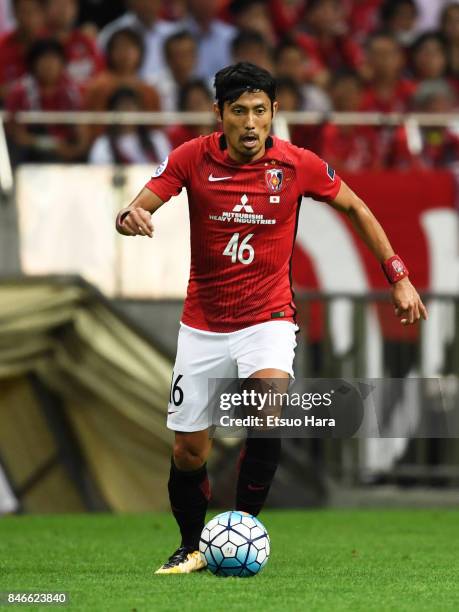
[168, 458, 210, 550]
[236, 437, 281, 516]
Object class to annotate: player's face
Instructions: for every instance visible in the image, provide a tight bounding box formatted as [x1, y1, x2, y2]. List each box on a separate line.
[216, 91, 277, 163]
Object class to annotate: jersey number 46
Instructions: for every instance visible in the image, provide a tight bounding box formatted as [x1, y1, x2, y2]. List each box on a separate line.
[223, 233, 255, 265]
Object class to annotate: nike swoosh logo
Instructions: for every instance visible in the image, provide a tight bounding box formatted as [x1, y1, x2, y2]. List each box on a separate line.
[168, 411, 178, 415]
[208, 174, 232, 182]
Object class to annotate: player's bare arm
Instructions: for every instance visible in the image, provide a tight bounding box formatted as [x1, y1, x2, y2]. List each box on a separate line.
[115, 187, 164, 238]
[328, 181, 428, 326]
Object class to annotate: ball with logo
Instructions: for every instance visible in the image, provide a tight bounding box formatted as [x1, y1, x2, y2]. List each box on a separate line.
[199, 510, 270, 577]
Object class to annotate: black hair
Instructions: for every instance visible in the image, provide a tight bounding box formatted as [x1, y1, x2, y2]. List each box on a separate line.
[306, 0, 339, 12]
[13, 0, 44, 7]
[329, 68, 363, 90]
[380, 0, 417, 24]
[411, 31, 448, 56]
[231, 29, 269, 56]
[275, 76, 302, 107]
[164, 29, 195, 60]
[214, 62, 276, 114]
[107, 86, 142, 111]
[178, 78, 212, 112]
[365, 30, 400, 51]
[106, 86, 159, 164]
[274, 37, 304, 62]
[26, 38, 66, 72]
[106, 27, 145, 72]
[230, 0, 265, 16]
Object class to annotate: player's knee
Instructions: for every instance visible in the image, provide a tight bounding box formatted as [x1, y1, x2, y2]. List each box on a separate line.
[173, 440, 209, 470]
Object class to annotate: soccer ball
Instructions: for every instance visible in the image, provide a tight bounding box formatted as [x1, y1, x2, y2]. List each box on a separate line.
[199, 510, 270, 577]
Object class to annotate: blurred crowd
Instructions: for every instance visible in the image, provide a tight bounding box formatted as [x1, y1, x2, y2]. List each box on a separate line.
[1, 0, 459, 170]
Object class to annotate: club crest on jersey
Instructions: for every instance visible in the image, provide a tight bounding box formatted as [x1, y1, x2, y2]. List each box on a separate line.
[326, 163, 335, 181]
[265, 168, 283, 192]
[153, 156, 168, 177]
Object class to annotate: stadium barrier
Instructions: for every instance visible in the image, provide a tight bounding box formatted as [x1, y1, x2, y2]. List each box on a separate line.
[1, 108, 459, 198]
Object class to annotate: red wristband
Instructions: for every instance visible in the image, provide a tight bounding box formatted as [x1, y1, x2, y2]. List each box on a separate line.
[382, 255, 409, 284]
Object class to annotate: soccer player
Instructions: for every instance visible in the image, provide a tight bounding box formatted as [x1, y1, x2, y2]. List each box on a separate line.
[115, 62, 427, 574]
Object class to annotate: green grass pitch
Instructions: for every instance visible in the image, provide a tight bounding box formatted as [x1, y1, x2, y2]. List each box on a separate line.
[1, 510, 459, 612]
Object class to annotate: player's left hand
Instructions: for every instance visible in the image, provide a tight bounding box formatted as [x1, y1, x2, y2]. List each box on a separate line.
[391, 277, 428, 325]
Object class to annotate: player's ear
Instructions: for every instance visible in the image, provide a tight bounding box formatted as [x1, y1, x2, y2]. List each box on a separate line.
[213, 102, 222, 122]
[272, 100, 279, 118]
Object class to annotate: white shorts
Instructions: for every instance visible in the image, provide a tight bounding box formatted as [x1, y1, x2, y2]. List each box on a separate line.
[167, 321, 298, 432]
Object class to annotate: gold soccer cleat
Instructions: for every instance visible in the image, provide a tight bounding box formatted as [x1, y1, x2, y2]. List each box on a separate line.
[155, 546, 207, 574]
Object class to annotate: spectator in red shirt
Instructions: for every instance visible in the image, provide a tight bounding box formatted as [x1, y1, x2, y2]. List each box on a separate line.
[379, 0, 418, 48]
[440, 3, 459, 80]
[296, 0, 365, 88]
[5, 38, 89, 162]
[321, 70, 380, 171]
[267, 0, 306, 39]
[44, 0, 104, 88]
[361, 32, 416, 162]
[361, 32, 416, 112]
[167, 79, 215, 149]
[0, 0, 46, 102]
[345, 0, 383, 44]
[389, 79, 459, 169]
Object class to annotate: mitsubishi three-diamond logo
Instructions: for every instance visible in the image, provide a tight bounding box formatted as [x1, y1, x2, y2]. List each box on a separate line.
[232, 194, 254, 213]
[208, 193, 276, 225]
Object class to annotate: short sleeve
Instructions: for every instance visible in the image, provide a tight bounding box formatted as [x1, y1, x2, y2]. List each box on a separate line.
[297, 149, 342, 201]
[145, 138, 196, 203]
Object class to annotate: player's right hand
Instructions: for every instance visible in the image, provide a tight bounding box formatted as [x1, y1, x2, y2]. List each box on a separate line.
[391, 277, 428, 325]
[115, 206, 153, 238]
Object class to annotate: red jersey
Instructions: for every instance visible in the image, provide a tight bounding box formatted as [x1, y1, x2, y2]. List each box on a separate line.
[296, 33, 364, 75]
[0, 30, 29, 88]
[320, 124, 381, 171]
[346, 0, 382, 42]
[0, 29, 103, 91]
[167, 125, 201, 149]
[389, 125, 459, 169]
[360, 80, 416, 113]
[63, 31, 105, 87]
[6, 74, 81, 139]
[146, 132, 341, 332]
